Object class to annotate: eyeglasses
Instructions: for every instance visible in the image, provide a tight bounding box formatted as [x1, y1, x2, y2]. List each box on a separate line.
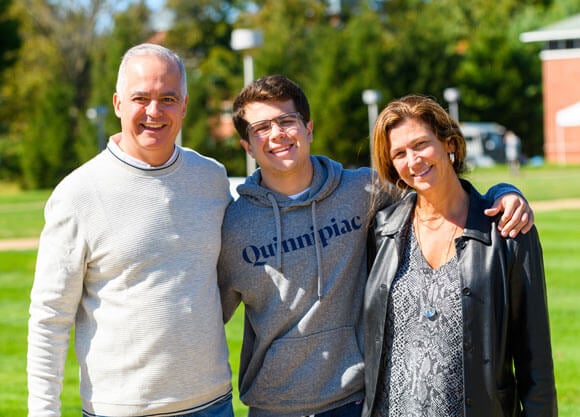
[246, 112, 304, 139]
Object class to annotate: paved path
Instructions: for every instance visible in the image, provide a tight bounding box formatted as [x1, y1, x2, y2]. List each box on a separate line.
[1, 199, 580, 251]
[0, 237, 39, 251]
[530, 198, 580, 212]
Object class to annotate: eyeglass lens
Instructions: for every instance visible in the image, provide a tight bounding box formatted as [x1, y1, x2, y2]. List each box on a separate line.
[248, 113, 302, 137]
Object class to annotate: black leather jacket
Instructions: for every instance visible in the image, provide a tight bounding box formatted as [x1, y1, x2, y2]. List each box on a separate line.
[363, 181, 557, 417]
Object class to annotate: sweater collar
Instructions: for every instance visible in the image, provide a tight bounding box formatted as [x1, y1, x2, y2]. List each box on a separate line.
[106, 137, 179, 170]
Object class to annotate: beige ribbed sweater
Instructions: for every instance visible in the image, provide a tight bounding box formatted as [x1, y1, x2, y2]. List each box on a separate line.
[28, 144, 232, 417]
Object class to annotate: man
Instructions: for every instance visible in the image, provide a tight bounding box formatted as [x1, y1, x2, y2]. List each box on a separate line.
[218, 75, 533, 417]
[27, 44, 233, 417]
[504, 130, 522, 174]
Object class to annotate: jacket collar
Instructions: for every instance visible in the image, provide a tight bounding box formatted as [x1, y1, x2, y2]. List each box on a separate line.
[374, 192, 415, 238]
[461, 180, 494, 245]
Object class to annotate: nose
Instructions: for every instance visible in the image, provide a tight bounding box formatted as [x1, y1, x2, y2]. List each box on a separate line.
[269, 122, 287, 138]
[406, 150, 421, 166]
[146, 100, 162, 117]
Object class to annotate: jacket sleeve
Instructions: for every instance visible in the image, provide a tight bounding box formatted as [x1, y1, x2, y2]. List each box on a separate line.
[509, 226, 558, 416]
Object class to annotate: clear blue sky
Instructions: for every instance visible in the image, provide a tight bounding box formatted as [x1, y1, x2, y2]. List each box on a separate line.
[146, 0, 165, 11]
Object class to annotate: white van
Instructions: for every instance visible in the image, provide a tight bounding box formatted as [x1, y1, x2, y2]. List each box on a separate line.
[460, 122, 507, 167]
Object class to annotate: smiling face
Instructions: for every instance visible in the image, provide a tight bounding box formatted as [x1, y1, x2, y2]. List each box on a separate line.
[389, 117, 456, 194]
[113, 54, 188, 166]
[241, 99, 314, 191]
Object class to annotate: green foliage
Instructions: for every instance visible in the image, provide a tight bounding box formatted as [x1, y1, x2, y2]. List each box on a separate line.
[0, 0, 21, 77]
[181, 46, 247, 176]
[307, 5, 387, 166]
[86, 0, 157, 156]
[164, 0, 249, 175]
[166, 0, 239, 54]
[20, 76, 78, 189]
[381, 0, 464, 99]
[1, 0, 151, 187]
[0, 0, 22, 179]
[0, 131, 21, 181]
[1, 0, 579, 184]
[456, 1, 545, 157]
[250, 0, 325, 79]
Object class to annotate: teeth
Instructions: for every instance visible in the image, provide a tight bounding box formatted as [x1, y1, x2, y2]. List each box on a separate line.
[143, 123, 164, 128]
[271, 145, 291, 153]
[413, 166, 430, 176]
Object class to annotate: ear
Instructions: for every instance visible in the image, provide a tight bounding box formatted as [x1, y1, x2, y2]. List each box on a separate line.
[306, 120, 314, 143]
[181, 95, 189, 118]
[240, 139, 254, 158]
[113, 93, 122, 118]
[446, 137, 456, 153]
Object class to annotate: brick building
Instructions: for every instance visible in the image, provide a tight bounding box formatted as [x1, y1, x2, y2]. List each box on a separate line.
[521, 14, 580, 164]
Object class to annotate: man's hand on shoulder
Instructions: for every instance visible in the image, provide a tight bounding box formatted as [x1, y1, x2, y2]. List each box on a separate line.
[484, 193, 534, 238]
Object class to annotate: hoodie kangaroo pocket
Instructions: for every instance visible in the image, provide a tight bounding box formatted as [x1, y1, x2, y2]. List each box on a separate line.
[244, 325, 364, 411]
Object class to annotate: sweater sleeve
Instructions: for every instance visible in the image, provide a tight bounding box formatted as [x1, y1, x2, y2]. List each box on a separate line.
[27, 188, 87, 417]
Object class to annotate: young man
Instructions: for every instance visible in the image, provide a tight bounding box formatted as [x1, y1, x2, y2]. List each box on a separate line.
[218, 75, 533, 417]
[27, 44, 233, 417]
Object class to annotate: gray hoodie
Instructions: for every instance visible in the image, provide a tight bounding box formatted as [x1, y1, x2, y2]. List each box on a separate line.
[218, 155, 390, 417]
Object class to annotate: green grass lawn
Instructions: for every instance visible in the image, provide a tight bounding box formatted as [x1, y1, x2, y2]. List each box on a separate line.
[3, 211, 576, 416]
[1, 164, 579, 416]
[0, 188, 50, 239]
[536, 210, 580, 416]
[464, 163, 580, 201]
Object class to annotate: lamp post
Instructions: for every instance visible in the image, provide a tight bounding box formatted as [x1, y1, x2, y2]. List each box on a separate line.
[443, 87, 460, 121]
[86, 105, 108, 152]
[362, 89, 381, 169]
[231, 29, 263, 176]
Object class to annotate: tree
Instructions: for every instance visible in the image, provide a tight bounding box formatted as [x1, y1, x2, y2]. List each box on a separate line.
[0, 0, 20, 77]
[456, 0, 545, 156]
[84, 0, 156, 161]
[307, 3, 388, 167]
[164, 0, 247, 175]
[236, 0, 390, 167]
[0, 0, 21, 180]
[2, 0, 575, 187]
[5, 0, 129, 188]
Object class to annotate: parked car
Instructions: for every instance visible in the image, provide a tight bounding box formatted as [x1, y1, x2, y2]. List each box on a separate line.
[460, 122, 507, 167]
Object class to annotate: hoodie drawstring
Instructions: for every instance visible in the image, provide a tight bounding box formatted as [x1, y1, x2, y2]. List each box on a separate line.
[311, 201, 323, 301]
[266, 193, 324, 301]
[267, 193, 283, 273]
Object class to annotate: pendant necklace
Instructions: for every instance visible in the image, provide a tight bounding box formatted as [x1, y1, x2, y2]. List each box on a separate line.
[414, 214, 458, 320]
[421, 260, 438, 320]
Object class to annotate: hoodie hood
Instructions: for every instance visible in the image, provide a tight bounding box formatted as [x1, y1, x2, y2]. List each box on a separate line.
[235, 155, 343, 299]
[236, 155, 343, 208]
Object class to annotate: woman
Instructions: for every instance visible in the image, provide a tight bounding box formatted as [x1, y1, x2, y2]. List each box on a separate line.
[363, 95, 557, 417]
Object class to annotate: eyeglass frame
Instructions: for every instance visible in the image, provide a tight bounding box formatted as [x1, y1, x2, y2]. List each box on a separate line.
[245, 112, 305, 139]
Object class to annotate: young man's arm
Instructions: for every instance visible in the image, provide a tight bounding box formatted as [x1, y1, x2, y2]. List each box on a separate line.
[483, 183, 534, 238]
